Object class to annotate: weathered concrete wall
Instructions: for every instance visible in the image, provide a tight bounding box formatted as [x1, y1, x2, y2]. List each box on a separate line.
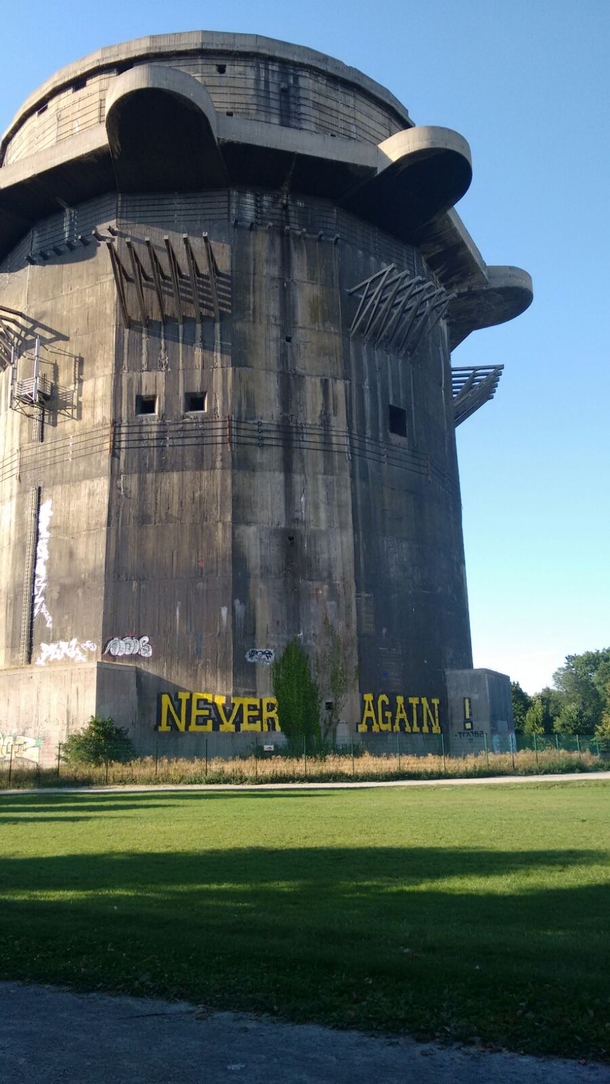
[0, 33, 531, 755]
[445, 668, 515, 755]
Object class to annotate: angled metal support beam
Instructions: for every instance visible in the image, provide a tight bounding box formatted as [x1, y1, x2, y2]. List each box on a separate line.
[145, 239, 167, 323]
[370, 269, 410, 344]
[393, 281, 436, 353]
[105, 242, 131, 327]
[203, 233, 220, 323]
[350, 264, 394, 338]
[183, 235, 203, 323]
[407, 290, 453, 357]
[164, 236, 184, 325]
[382, 276, 423, 347]
[125, 239, 149, 326]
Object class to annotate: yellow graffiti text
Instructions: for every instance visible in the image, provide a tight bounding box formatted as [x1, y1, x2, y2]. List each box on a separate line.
[158, 693, 281, 733]
[358, 694, 441, 733]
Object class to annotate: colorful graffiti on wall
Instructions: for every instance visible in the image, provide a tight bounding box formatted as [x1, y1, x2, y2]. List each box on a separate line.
[0, 733, 43, 763]
[158, 693, 279, 732]
[36, 639, 97, 665]
[358, 694, 442, 733]
[104, 636, 152, 658]
[157, 691, 442, 734]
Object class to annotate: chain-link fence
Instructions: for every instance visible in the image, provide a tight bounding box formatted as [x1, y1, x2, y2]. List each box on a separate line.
[2, 731, 609, 787]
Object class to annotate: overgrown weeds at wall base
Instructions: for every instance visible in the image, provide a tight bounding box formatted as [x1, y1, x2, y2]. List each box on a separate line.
[3, 748, 610, 789]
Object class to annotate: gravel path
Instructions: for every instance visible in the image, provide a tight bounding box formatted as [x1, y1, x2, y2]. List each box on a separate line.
[1, 983, 609, 1084]
[3, 770, 610, 796]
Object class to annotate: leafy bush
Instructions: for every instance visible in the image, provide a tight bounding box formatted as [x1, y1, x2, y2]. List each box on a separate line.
[272, 639, 320, 742]
[62, 715, 135, 766]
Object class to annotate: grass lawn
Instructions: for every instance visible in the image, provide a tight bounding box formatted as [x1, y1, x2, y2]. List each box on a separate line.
[0, 782, 609, 1061]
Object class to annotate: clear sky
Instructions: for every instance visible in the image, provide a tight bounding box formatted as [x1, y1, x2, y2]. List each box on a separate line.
[1, 0, 608, 694]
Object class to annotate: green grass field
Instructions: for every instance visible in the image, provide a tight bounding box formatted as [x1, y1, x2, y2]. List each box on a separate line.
[1, 782, 609, 1060]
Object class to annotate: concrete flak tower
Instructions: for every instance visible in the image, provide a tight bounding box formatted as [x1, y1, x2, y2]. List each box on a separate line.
[0, 33, 531, 762]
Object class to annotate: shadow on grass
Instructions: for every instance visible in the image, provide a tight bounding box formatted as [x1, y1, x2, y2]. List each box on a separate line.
[0, 791, 344, 822]
[0, 801, 609, 1061]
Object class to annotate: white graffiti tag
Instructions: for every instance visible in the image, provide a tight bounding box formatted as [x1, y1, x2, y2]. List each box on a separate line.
[104, 636, 153, 658]
[32, 499, 53, 629]
[0, 733, 42, 764]
[36, 639, 97, 666]
[245, 648, 275, 665]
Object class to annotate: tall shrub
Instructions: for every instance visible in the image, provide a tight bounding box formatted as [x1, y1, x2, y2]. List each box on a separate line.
[272, 640, 320, 743]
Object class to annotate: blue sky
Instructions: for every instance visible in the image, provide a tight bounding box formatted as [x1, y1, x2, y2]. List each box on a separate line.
[1, 1, 608, 694]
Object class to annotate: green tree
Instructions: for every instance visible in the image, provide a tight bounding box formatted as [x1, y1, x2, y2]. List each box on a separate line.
[552, 649, 610, 734]
[511, 681, 532, 733]
[272, 640, 320, 743]
[523, 687, 563, 734]
[62, 715, 135, 766]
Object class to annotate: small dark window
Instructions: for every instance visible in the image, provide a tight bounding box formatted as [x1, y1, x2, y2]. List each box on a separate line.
[388, 404, 407, 437]
[216, 64, 226, 74]
[37, 103, 48, 116]
[185, 392, 206, 413]
[226, 111, 234, 117]
[72, 78, 87, 92]
[136, 395, 157, 416]
[285, 335, 292, 343]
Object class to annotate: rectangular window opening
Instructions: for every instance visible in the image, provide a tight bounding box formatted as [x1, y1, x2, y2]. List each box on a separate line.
[388, 404, 407, 438]
[136, 395, 157, 416]
[185, 392, 207, 414]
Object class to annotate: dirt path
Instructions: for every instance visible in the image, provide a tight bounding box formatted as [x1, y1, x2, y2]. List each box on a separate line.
[3, 770, 610, 795]
[1, 982, 608, 1084]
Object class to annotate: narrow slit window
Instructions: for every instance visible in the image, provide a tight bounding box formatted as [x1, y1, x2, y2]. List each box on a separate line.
[185, 392, 206, 413]
[388, 404, 407, 437]
[136, 395, 157, 416]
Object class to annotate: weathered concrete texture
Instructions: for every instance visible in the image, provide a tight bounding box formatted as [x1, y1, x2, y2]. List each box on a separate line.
[445, 668, 515, 754]
[0, 33, 532, 755]
[1, 984, 608, 1084]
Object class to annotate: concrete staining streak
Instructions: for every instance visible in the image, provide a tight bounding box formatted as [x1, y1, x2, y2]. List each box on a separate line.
[36, 639, 97, 665]
[32, 499, 53, 630]
[245, 649, 275, 665]
[104, 636, 152, 658]
[233, 599, 245, 638]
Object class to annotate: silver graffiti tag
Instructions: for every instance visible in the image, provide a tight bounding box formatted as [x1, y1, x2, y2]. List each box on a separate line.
[245, 648, 275, 665]
[104, 636, 153, 658]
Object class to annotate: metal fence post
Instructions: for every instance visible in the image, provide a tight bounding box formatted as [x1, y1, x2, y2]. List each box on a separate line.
[484, 731, 489, 767]
[56, 743, 61, 779]
[511, 739, 515, 772]
[205, 738, 208, 777]
[534, 732, 538, 765]
[555, 733, 560, 752]
[576, 734, 581, 756]
[351, 739, 355, 776]
[255, 736, 258, 781]
[7, 744, 13, 786]
[396, 731, 401, 772]
[155, 740, 159, 778]
[441, 732, 446, 773]
[304, 735, 307, 777]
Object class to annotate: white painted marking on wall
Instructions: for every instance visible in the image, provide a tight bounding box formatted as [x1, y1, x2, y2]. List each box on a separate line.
[36, 638, 97, 666]
[221, 606, 228, 630]
[104, 636, 152, 658]
[32, 499, 53, 630]
[245, 648, 275, 665]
